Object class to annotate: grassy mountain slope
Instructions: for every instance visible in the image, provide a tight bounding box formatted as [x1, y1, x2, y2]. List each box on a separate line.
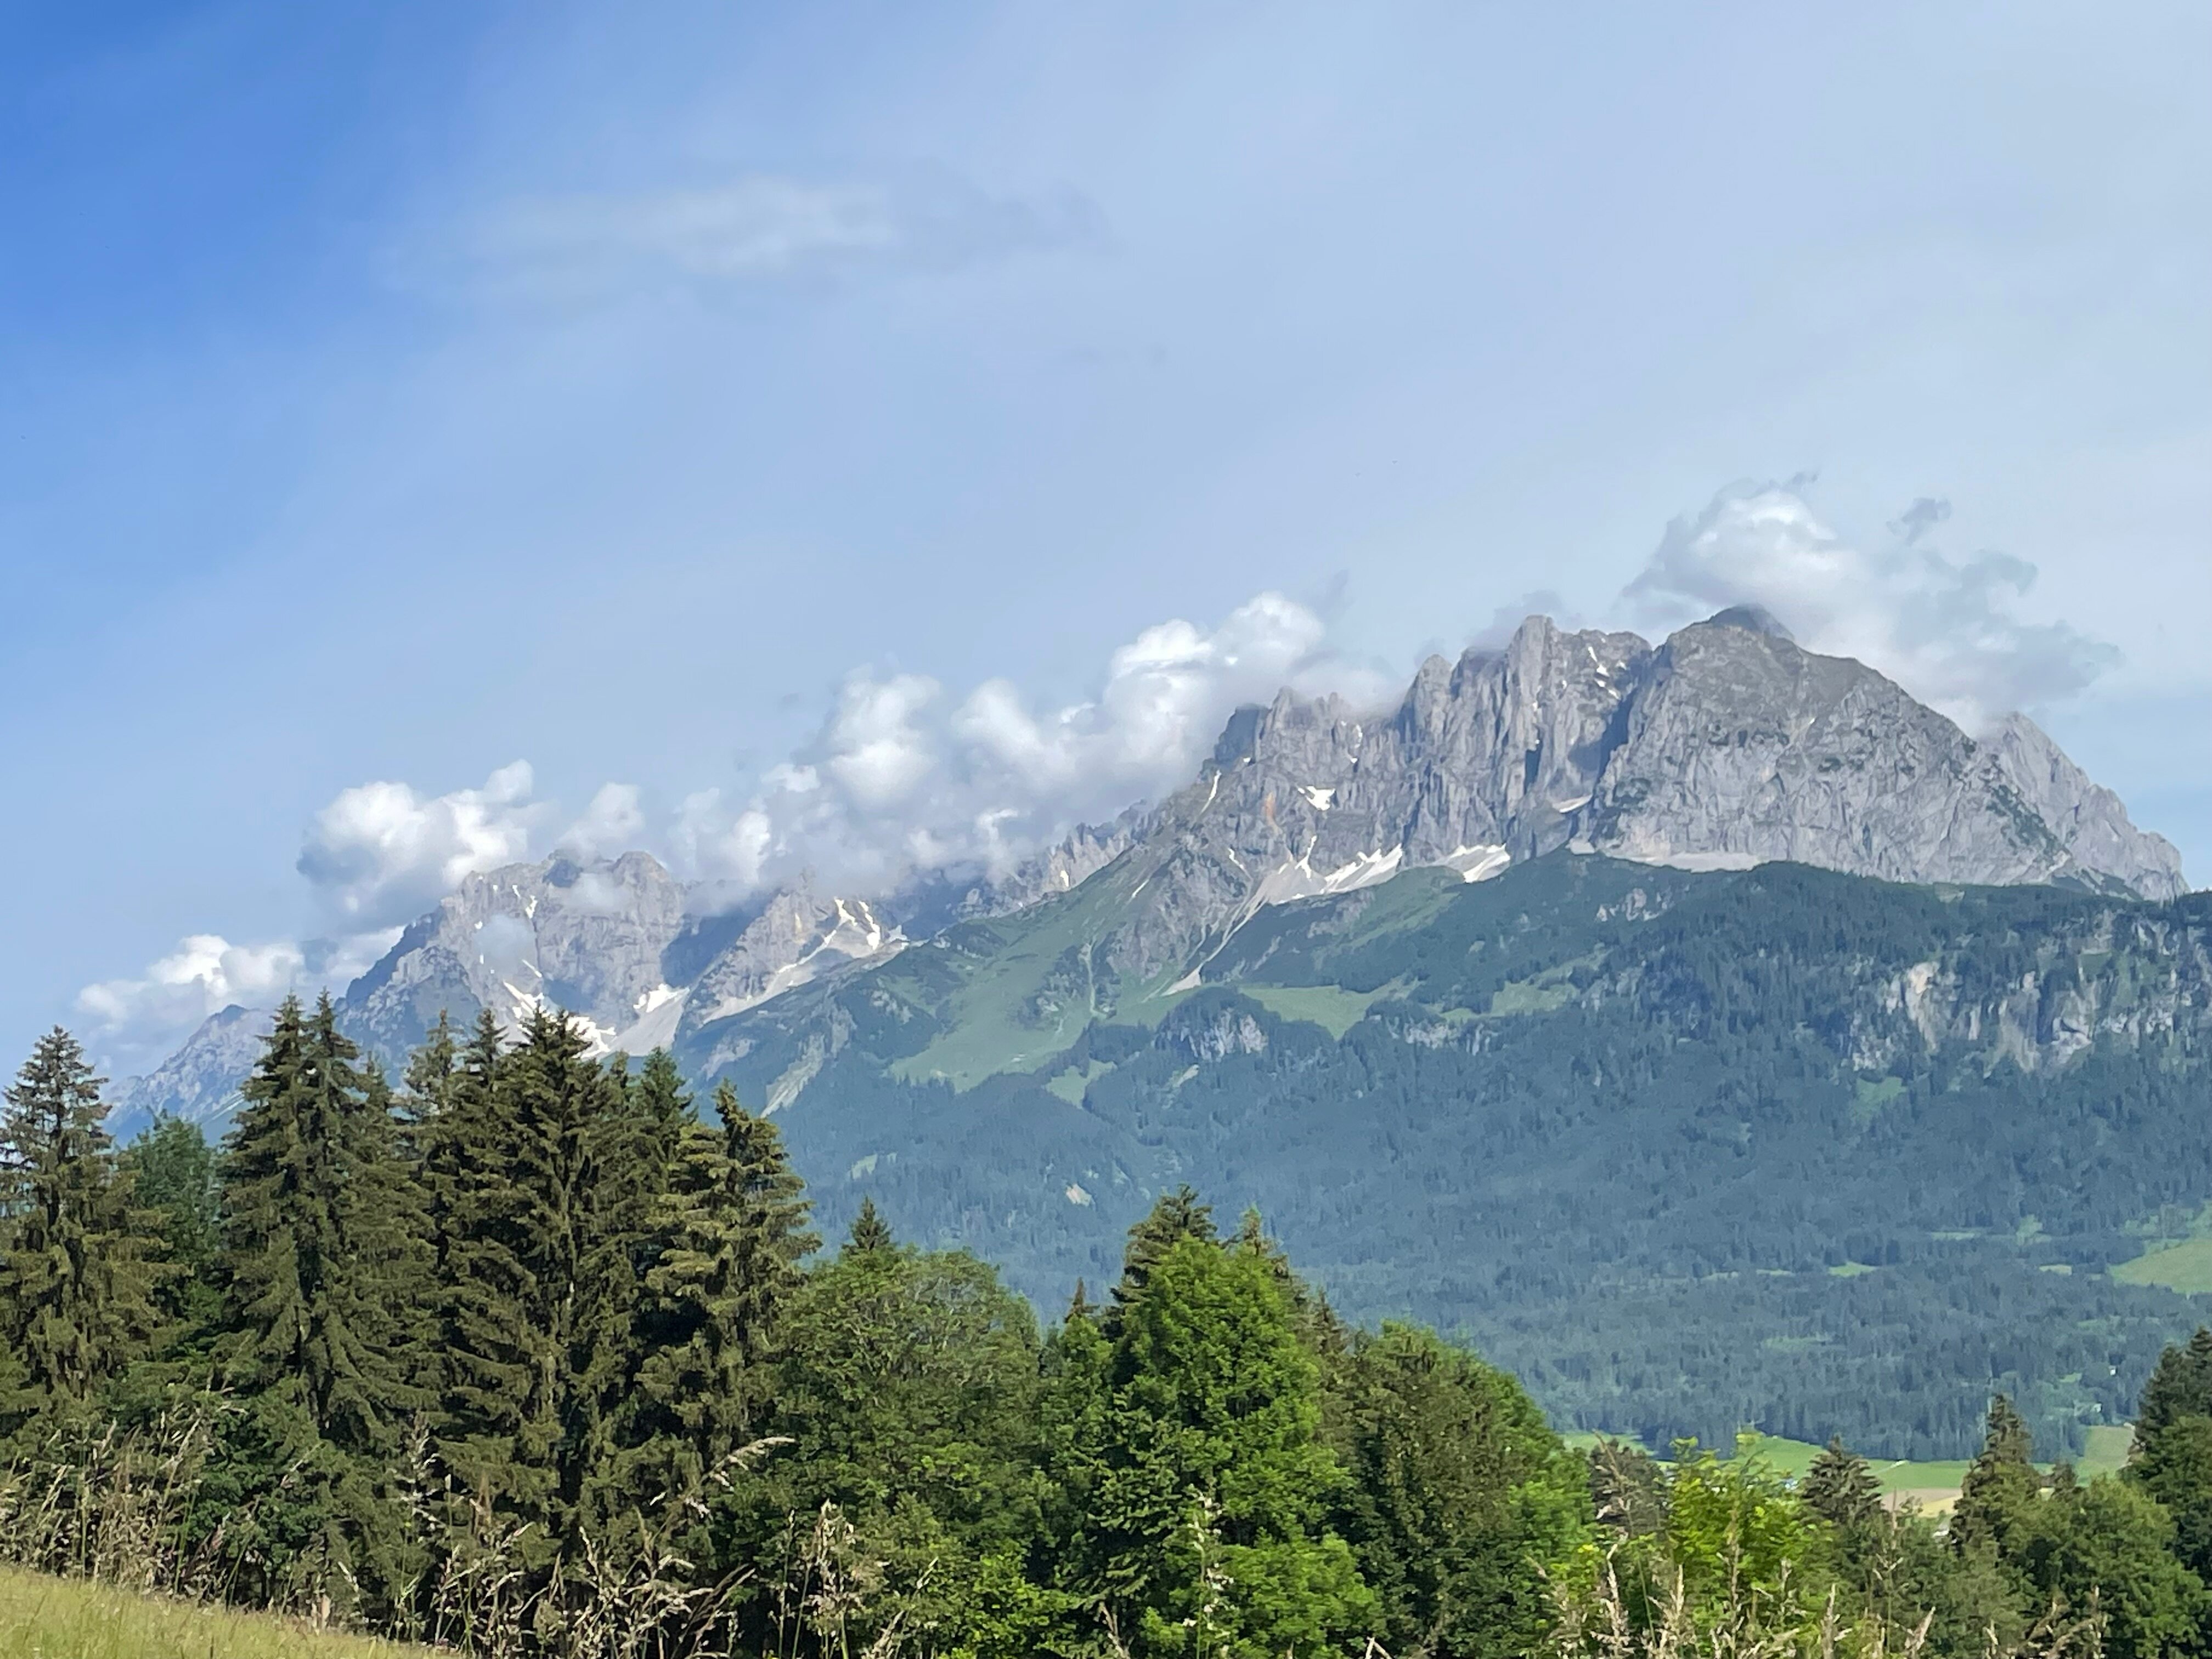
[0, 1565, 428, 1659]
[675, 851, 2212, 1461]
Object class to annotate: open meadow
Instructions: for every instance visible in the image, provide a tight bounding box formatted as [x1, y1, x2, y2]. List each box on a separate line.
[0, 1566, 430, 1659]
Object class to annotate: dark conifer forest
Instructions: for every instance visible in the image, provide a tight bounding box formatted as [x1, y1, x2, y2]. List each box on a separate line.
[7, 1013, 2212, 1657]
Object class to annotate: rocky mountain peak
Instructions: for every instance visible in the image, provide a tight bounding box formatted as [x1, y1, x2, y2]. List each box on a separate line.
[1077, 612, 2183, 985]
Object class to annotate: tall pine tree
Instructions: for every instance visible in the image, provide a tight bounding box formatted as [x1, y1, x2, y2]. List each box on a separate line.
[217, 996, 430, 1458]
[205, 997, 432, 1614]
[625, 1077, 815, 1505]
[2130, 1329, 2212, 1583]
[119, 1115, 221, 1323]
[1951, 1394, 2045, 1581]
[433, 1008, 650, 1566]
[0, 1029, 163, 1431]
[1801, 1436, 1883, 1530]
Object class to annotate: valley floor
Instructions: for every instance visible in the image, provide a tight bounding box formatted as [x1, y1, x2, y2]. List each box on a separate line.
[1562, 1424, 2139, 1519]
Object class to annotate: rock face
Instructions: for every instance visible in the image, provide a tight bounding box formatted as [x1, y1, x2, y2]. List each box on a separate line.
[679, 882, 906, 1032]
[1085, 612, 2185, 981]
[345, 850, 690, 1060]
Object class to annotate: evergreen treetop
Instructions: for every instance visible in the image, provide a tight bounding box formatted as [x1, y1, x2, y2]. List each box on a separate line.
[1801, 1436, 1884, 1530]
[846, 1195, 894, 1255]
[0, 1028, 164, 1421]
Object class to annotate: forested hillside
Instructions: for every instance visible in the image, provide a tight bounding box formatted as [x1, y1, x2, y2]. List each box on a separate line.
[675, 853, 2212, 1459]
[12, 1016, 2212, 1658]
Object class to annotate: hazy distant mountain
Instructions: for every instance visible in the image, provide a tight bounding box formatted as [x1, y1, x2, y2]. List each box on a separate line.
[106, 1002, 273, 1140]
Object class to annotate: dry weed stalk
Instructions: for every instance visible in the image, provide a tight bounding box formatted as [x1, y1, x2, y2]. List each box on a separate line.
[0, 1404, 224, 1596]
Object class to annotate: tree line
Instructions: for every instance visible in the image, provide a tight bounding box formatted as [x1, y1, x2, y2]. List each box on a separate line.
[8, 1005, 2212, 1657]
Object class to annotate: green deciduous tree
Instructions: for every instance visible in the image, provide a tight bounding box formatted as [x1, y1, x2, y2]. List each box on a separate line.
[1082, 1224, 1375, 1658]
[1330, 1321, 1589, 1658]
[775, 1226, 1043, 1545]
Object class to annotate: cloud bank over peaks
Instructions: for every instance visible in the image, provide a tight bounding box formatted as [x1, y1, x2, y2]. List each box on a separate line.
[674, 591, 1383, 899]
[556, 783, 647, 861]
[296, 760, 545, 930]
[1624, 481, 2118, 733]
[78, 490, 2123, 1075]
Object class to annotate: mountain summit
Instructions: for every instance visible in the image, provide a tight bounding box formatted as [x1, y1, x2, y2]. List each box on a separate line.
[1057, 611, 2181, 985]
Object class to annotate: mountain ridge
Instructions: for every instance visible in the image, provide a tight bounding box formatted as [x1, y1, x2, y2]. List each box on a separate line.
[114, 610, 2183, 1126]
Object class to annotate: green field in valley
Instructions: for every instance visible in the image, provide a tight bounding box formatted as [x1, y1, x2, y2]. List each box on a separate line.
[2113, 1235, 2212, 1294]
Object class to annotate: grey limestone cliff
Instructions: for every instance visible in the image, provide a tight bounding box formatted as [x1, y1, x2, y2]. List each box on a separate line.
[107, 1003, 274, 1137]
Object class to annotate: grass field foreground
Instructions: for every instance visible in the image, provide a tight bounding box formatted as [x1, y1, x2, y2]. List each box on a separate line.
[0, 1565, 431, 1659]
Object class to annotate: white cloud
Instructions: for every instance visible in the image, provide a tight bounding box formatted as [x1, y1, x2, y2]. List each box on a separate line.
[75, 592, 1373, 1064]
[296, 760, 544, 928]
[674, 591, 1376, 896]
[1623, 481, 2118, 731]
[76, 934, 303, 1071]
[442, 171, 1105, 303]
[73, 924, 407, 1074]
[824, 674, 942, 808]
[557, 782, 646, 860]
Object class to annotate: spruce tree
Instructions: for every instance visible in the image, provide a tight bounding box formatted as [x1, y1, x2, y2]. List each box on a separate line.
[0, 1029, 164, 1427]
[1110, 1186, 1215, 1320]
[199, 998, 433, 1615]
[394, 1010, 460, 1168]
[1801, 1436, 1883, 1530]
[2136, 1328, 2212, 1442]
[1951, 1395, 2044, 1569]
[847, 1195, 894, 1254]
[119, 1115, 221, 1324]
[1330, 1323, 1588, 1659]
[217, 996, 430, 1459]
[2130, 1330, 2212, 1582]
[624, 1079, 815, 1504]
[434, 1008, 645, 1564]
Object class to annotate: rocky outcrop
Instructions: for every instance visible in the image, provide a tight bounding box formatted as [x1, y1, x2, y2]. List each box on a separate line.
[347, 850, 689, 1058]
[680, 881, 905, 1031]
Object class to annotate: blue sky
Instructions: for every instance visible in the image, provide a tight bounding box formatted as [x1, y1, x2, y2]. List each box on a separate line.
[4, 2, 2207, 1074]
